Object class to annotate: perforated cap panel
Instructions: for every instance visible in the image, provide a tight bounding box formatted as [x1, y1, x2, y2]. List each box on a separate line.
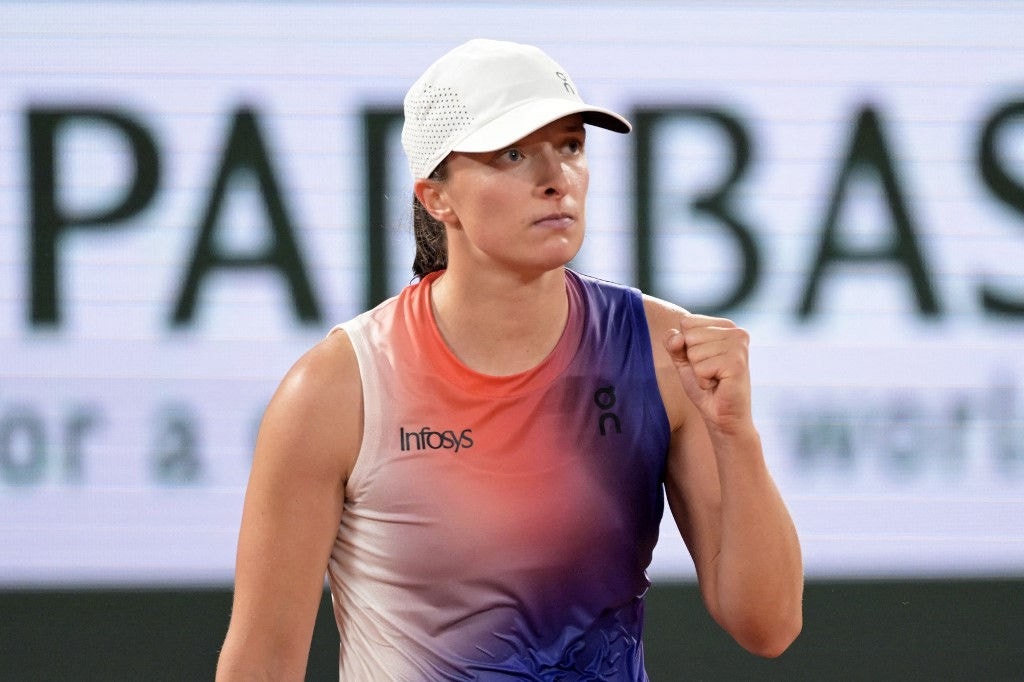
[403, 84, 473, 179]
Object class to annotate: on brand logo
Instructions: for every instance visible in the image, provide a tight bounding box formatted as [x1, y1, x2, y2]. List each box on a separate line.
[555, 71, 575, 96]
[594, 386, 621, 436]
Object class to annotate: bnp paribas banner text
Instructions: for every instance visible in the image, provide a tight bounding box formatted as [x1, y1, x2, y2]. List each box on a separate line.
[1, 3, 1022, 584]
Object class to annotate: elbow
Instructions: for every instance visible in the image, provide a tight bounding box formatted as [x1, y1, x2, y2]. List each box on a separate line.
[749, 617, 802, 659]
[734, 607, 802, 659]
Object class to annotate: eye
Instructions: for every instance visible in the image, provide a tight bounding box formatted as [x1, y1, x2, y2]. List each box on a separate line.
[563, 137, 585, 155]
[502, 148, 524, 162]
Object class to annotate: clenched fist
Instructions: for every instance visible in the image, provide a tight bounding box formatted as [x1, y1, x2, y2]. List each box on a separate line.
[663, 312, 753, 437]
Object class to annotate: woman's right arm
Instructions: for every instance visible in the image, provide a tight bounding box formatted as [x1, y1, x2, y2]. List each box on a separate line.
[216, 329, 362, 681]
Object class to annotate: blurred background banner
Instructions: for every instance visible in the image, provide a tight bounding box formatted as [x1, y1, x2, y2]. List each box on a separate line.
[1, 2, 1023, 588]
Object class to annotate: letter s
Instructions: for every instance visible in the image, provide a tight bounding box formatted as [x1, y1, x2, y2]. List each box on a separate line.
[979, 99, 1024, 316]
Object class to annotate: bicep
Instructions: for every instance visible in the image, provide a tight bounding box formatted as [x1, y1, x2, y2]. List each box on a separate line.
[218, 334, 361, 678]
[233, 394, 347, 634]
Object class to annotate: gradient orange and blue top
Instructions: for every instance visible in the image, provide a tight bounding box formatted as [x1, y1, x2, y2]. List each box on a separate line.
[330, 270, 671, 679]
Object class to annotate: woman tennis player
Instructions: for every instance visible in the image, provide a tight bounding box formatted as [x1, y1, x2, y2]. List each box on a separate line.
[217, 38, 802, 680]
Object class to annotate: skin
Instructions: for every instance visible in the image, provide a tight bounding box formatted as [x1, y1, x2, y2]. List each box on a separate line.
[216, 114, 803, 680]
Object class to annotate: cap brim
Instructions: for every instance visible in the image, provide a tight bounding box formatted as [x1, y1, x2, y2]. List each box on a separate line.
[450, 98, 631, 153]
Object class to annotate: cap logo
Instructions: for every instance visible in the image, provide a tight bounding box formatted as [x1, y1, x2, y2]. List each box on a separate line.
[556, 71, 575, 96]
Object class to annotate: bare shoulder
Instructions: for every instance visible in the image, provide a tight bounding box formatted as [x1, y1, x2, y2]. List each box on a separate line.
[288, 327, 360, 390]
[641, 293, 690, 331]
[641, 294, 692, 431]
[273, 328, 361, 413]
[258, 327, 363, 484]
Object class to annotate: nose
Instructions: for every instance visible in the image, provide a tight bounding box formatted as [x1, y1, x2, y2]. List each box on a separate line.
[533, 146, 570, 198]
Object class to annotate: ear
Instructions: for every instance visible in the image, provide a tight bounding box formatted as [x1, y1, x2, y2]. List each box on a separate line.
[414, 179, 455, 224]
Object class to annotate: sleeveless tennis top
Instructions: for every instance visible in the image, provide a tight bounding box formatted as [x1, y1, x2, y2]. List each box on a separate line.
[329, 269, 671, 681]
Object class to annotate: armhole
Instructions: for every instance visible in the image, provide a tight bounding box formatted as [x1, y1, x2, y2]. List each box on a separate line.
[630, 291, 672, 445]
[335, 320, 380, 495]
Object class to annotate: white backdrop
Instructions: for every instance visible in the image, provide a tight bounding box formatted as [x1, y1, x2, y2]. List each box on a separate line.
[1, 2, 1023, 585]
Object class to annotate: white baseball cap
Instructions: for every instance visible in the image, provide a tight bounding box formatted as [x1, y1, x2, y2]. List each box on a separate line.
[401, 38, 631, 179]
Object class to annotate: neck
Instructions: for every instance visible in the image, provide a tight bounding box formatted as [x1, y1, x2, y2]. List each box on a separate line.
[429, 266, 570, 376]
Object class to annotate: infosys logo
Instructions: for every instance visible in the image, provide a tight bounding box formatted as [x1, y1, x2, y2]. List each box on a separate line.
[399, 426, 474, 453]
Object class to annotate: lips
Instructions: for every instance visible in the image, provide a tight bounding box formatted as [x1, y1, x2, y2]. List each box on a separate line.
[532, 213, 575, 229]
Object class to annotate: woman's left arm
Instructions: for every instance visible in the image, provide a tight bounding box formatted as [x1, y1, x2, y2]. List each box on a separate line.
[646, 297, 803, 658]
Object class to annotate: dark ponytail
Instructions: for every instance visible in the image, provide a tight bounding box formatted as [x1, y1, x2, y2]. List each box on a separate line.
[411, 161, 449, 279]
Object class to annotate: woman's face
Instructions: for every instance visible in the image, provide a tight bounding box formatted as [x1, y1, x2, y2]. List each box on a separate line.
[433, 114, 589, 276]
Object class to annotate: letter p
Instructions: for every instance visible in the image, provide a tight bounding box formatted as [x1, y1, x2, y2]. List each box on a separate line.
[28, 107, 159, 325]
